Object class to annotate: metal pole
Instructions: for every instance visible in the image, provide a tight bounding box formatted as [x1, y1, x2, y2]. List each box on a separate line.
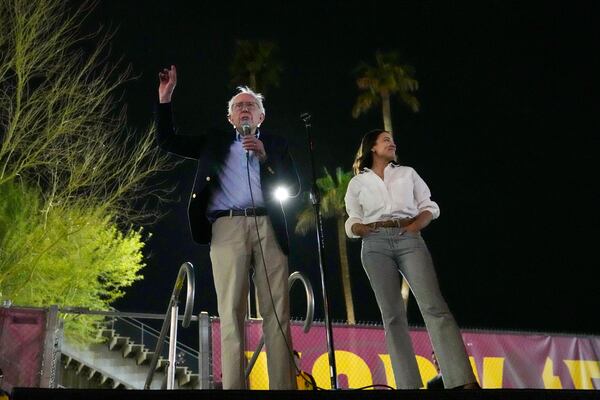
[300, 112, 338, 389]
[197, 311, 212, 389]
[40, 305, 61, 388]
[247, 273, 252, 318]
[144, 262, 195, 390]
[167, 303, 179, 389]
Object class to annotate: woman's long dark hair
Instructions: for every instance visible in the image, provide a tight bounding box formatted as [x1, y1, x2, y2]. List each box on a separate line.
[352, 129, 397, 175]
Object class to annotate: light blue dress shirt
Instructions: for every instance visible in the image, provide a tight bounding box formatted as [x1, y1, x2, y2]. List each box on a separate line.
[206, 130, 265, 214]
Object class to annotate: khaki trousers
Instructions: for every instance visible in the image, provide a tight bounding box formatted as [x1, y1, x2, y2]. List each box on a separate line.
[210, 215, 296, 390]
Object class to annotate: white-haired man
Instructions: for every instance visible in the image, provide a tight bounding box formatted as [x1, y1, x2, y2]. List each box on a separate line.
[156, 65, 299, 390]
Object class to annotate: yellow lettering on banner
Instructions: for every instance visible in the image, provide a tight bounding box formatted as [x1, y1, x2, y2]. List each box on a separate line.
[483, 357, 504, 388]
[378, 354, 445, 389]
[542, 358, 562, 389]
[312, 351, 373, 389]
[245, 351, 268, 389]
[468, 356, 504, 388]
[564, 360, 600, 389]
[378, 354, 396, 388]
[469, 357, 480, 385]
[416, 355, 439, 386]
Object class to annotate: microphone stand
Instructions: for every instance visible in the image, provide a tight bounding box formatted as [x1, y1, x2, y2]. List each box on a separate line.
[300, 112, 338, 390]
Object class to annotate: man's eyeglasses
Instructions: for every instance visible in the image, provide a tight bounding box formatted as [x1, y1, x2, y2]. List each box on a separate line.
[232, 101, 258, 111]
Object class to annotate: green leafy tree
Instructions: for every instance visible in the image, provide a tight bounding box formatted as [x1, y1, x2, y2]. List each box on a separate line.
[0, 182, 145, 344]
[352, 50, 420, 133]
[352, 50, 420, 307]
[229, 39, 283, 93]
[0, 0, 174, 342]
[295, 168, 356, 324]
[0, 0, 173, 223]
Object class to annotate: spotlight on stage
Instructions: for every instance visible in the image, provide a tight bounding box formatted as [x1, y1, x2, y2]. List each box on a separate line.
[274, 186, 289, 202]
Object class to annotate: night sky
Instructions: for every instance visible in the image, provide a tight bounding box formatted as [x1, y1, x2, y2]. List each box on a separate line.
[90, 1, 600, 338]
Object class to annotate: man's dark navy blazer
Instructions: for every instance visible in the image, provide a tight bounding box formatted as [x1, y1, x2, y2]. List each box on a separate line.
[155, 102, 299, 255]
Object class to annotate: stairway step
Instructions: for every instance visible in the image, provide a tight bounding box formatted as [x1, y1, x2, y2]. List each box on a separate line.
[155, 358, 168, 371]
[93, 319, 112, 330]
[108, 335, 129, 351]
[100, 328, 116, 339]
[177, 372, 191, 386]
[62, 354, 73, 369]
[75, 362, 85, 375]
[136, 350, 154, 365]
[175, 366, 189, 378]
[63, 322, 201, 390]
[180, 373, 200, 388]
[122, 343, 144, 358]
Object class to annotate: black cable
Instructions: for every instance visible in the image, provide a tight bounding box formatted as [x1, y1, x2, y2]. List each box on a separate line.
[276, 179, 329, 390]
[244, 150, 311, 387]
[287, 152, 302, 199]
[350, 384, 396, 390]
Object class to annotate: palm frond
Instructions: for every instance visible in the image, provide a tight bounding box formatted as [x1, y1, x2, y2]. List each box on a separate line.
[352, 91, 378, 118]
[295, 203, 315, 235]
[353, 50, 420, 121]
[229, 39, 282, 93]
[294, 167, 354, 234]
[399, 91, 420, 113]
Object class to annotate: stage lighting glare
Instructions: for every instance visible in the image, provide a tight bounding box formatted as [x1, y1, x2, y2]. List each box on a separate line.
[274, 186, 289, 202]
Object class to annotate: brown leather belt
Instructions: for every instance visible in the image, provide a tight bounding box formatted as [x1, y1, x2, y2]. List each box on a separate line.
[367, 218, 416, 229]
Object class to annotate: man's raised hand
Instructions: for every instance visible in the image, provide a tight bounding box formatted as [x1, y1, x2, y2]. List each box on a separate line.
[158, 65, 177, 103]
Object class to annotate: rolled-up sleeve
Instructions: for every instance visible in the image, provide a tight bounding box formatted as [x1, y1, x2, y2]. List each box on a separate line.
[412, 169, 440, 219]
[344, 179, 363, 238]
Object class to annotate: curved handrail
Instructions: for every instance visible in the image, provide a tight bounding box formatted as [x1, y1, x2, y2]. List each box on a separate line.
[144, 262, 195, 390]
[288, 271, 315, 333]
[245, 270, 315, 379]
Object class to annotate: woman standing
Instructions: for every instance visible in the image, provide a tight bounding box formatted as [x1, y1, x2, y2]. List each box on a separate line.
[344, 129, 478, 389]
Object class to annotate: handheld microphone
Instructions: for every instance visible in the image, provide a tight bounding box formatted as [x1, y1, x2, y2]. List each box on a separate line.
[241, 122, 251, 137]
[240, 122, 251, 156]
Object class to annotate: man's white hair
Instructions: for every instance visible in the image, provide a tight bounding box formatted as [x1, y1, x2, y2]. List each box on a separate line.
[227, 86, 266, 116]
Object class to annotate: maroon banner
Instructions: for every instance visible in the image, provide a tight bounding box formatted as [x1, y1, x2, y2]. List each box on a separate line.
[0, 308, 46, 391]
[211, 320, 600, 390]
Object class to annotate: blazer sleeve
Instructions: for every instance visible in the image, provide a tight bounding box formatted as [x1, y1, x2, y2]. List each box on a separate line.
[154, 102, 207, 159]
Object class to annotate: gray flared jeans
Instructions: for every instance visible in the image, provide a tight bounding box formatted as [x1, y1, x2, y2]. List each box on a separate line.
[361, 227, 475, 389]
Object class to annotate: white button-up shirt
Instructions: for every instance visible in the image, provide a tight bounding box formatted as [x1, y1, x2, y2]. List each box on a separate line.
[344, 164, 440, 238]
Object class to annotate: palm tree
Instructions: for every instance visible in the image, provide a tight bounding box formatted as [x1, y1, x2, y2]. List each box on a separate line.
[352, 50, 420, 309]
[229, 40, 283, 94]
[295, 168, 356, 324]
[352, 50, 420, 133]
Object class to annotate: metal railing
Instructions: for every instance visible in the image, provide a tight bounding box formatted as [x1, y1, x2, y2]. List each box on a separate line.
[144, 262, 195, 390]
[245, 271, 315, 378]
[106, 310, 199, 373]
[5, 305, 205, 389]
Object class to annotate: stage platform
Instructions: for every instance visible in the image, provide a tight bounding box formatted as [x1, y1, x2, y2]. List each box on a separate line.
[11, 388, 600, 400]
